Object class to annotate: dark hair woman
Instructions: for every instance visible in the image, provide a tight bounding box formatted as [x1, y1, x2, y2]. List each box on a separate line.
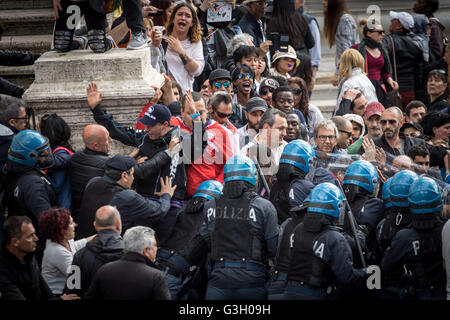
[152, 0, 175, 27]
[39, 207, 95, 295]
[323, 0, 359, 87]
[265, 0, 315, 59]
[38, 114, 74, 209]
[351, 19, 399, 108]
[426, 69, 449, 113]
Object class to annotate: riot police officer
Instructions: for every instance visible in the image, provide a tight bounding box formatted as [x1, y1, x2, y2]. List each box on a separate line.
[270, 139, 316, 224]
[202, 155, 279, 300]
[342, 160, 384, 265]
[3, 130, 57, 264]
[381, 177, 447, 300]
[284, 182, 367, 300]
[156, 180, 223, 300]
[376, 170, 419, 255]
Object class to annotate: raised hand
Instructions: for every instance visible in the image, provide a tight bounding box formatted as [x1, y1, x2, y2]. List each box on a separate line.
[86, 81, 103, 109]
[155, 176, 177, 197]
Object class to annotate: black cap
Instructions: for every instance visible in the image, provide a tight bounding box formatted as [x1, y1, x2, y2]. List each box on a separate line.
[246, 97, 268, 113]
[106, 155, 136, 172]
[209, 69, 232, 83]
[168, 101, 182, 117]
[400, 121, 424, 134]
[137, 104, 172, 127]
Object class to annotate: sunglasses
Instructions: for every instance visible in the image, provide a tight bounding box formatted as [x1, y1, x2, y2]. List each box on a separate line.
[292, 88, 302, 95]
[214, 81, 231, 89]
[371, 29, 385, 35]
[260, 87, 274, 95]
[380, 119, 397, 125]
[339, 129, 352, 137]
[215, 110, 232, 118]
[237, 73, 253, 80]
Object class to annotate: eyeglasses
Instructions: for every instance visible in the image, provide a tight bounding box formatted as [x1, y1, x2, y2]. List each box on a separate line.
[214, 81, 231, 89]
[13, 115, 29, 121]
[339, 130, 352, 137]
[237, 73, 253, 80]
[292, 88, 302, 96]
[380, 119, 397, 125]
[371, 29, 385, 35]
[260, 87, 274, 95]
[215, 110, 232, 118]
[317, 135, 336, 141]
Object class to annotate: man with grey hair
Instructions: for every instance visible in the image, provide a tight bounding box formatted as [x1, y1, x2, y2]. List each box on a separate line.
[331, 116, 353, 152]
[84, 226, 170, 300]
[240, 108, 288, 164]
[208, 91, 238, 133]
[313, 119, 340, 154]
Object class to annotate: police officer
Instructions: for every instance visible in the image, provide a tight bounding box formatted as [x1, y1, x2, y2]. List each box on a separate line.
[270, 139, 316, 224]
[202, 155, 279, 300]
[284, 182, 367, 300]
[381, 177, 447, 300]
[156, 180, 223, 300]
[376, 170, 419, 255]
[3, 130, 57, 264]
[342, 160, 384, 265]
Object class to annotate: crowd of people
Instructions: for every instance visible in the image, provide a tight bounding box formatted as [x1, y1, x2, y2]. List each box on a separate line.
[1, 0, 450, 301]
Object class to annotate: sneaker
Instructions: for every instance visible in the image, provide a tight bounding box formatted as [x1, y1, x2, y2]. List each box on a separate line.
[126, 31, 148, 50]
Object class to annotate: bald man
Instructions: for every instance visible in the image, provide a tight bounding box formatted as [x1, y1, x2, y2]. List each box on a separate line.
[64, 205, 123, 298]
[392, 155, 413, 173]
[374, 107, 428, 160]
[69, 124, 111, 223]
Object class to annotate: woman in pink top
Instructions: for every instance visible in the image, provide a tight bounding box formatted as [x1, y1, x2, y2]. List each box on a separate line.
[352, 20, 399, 107]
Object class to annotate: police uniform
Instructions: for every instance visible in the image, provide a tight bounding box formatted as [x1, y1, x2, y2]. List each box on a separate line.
[284, 183, 367, 300]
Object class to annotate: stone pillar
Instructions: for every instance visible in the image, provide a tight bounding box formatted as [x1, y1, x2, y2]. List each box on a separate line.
[23, 48, 164, 155]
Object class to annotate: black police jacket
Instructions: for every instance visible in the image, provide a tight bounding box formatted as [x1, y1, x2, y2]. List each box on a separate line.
[0, 247, 54, 300]
[3, 161, 56, 225]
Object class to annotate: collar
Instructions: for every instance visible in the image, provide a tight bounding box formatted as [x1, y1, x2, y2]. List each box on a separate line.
[84, 147, 108, 156]
[121, 251, 156, 268]
[1, 246, 33, 267]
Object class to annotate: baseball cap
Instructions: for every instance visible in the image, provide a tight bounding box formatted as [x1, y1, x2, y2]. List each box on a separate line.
[137, 104, 172, 127]
[390, 11, 414, 31]
[168, 101, 182, 117]
[259, 78, 279, 94]
[209, 69, 232, 83]
[246, 97, 268, 113]
[400, 121, 424, 134]
[272, 45, 301, 68]
[364, 101, 385, 120]
[106, 155, 136, 172]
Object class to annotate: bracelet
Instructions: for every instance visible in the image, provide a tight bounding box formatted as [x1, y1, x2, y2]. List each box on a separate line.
[179, 53, 188, 65]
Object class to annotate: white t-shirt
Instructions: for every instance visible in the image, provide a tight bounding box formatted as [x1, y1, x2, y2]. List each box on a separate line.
[165, 38, 205, 93]
[41, 238, 87, 294]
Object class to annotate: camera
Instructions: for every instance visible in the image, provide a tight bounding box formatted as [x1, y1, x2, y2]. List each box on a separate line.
[269, 32, 289, 53]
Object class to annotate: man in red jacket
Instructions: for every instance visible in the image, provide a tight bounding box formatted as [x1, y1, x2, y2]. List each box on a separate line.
[170, 91, 236, 197]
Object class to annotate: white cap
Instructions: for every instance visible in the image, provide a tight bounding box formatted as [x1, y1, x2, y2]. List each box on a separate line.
[390, 11, 414, 31]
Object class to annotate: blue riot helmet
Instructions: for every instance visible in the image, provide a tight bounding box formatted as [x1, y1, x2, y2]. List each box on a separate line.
[408, 177, 443, 214]
[382, 177, 393, 209]
[343, 160, 378, 194]
[306, 182, 345, 218]
[279, 139, 315, 174]
[192, 180, 223, 200]
[223, 155, 257, 185]
[8, 129, 54, 168]
[390, 170, 419, 207]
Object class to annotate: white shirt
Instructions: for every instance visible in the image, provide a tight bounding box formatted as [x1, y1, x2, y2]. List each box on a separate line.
[239, 133, 287, 164]
[41, 238, 87, 294]
[165, 38, 205, 93]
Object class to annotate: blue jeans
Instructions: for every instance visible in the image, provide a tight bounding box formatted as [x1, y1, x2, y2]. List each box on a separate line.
[267, 278, 287, 300]
[205, 286, 267, 300]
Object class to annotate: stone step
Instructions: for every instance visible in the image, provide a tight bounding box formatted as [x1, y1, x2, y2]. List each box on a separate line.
[0, 0, 52, 10]
[0, 9, 54, 36]
[312, 100, 336, 120]
[0, 34, 52, 53]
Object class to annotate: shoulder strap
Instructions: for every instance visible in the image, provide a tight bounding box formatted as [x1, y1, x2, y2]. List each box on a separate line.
[52, 146, 74, 156]
[388, 35, 398, 81]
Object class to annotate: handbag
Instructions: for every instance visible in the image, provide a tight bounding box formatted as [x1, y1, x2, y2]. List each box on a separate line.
[386, 35, 403, 109]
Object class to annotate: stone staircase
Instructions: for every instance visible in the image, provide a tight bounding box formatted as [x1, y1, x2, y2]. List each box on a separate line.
[0, 0, 53, 89]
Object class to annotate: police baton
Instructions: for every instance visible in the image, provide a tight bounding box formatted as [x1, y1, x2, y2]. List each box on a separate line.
[335, 179, 367, 269]
[251, 156, 270, 198]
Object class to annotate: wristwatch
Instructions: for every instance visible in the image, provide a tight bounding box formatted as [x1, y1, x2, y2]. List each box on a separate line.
[179, 53, 188, 65]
